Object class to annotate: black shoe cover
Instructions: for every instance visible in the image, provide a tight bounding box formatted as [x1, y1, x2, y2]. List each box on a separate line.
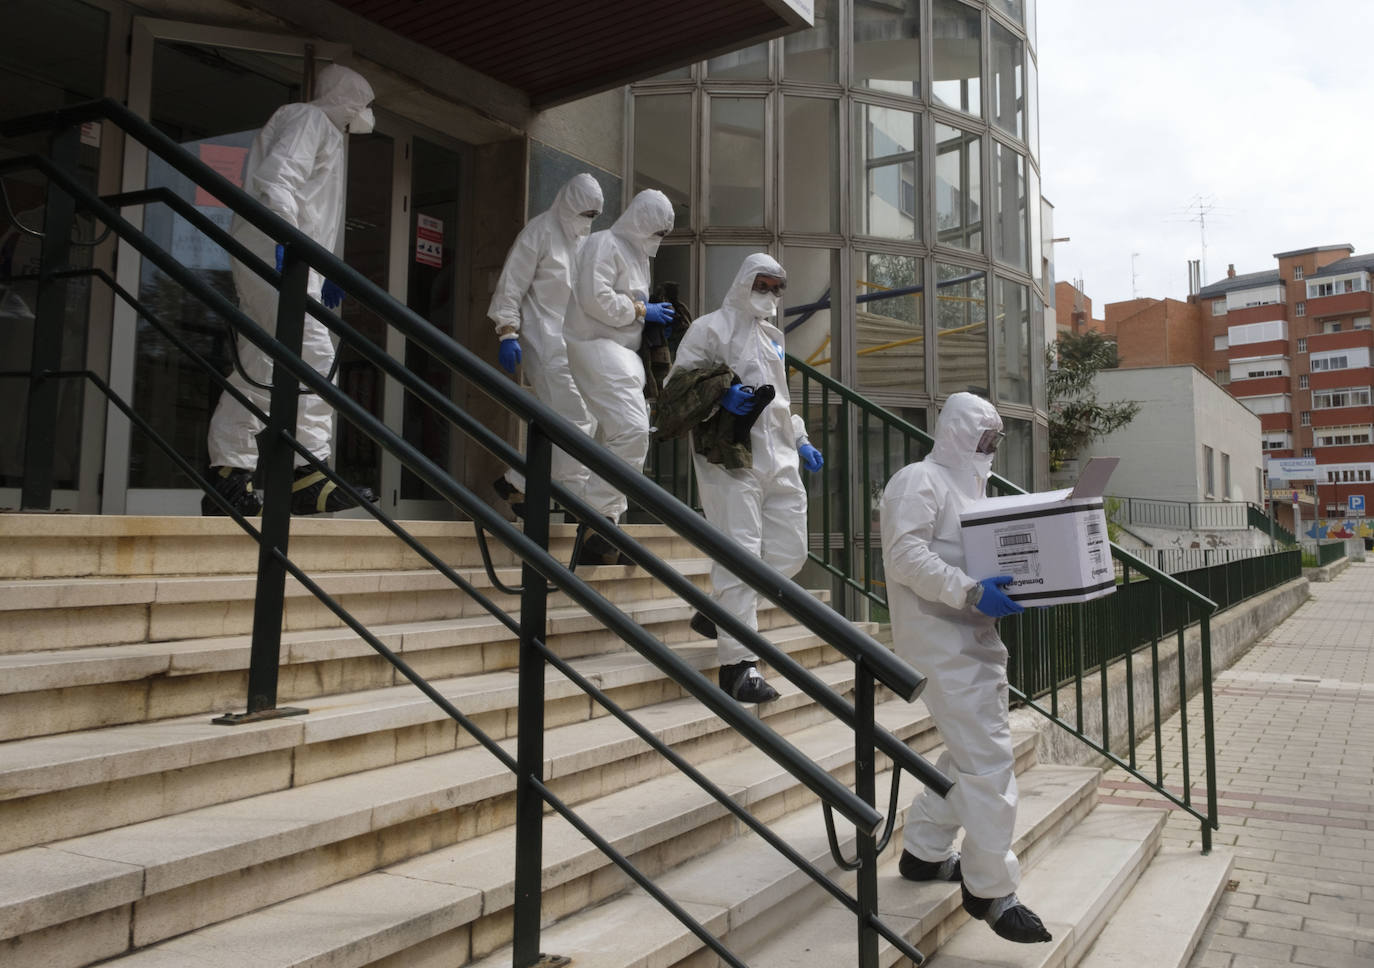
[990, 903, 1053, 944]
[574, 528, 631, 566]
[202, 466, 262, 517]
[962, 884, 1052, 943]
[719, 661, 779, 704]
[690, 611, 718, 639]
[899, 850, 961, 883]
[492, 476, 526, 519]
[291, 469, 376, 515]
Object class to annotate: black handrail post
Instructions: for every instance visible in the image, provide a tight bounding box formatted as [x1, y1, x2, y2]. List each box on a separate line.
[514, 422, 554, 968]
[20, 123, 79, 510]
[854, 658, 879, 968]
[215, 245, 309, 725]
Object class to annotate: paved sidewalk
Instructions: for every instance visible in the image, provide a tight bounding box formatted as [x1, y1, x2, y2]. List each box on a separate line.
[1099, 560, 1374, 968]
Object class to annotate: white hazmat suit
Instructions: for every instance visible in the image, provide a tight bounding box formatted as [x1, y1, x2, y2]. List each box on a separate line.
[879, 392, 1021, 898]
[206, 64, 375, 473]
[563, 189, 675, 520]
[669, 253, 809, 667]
[488, 173, 603, 503]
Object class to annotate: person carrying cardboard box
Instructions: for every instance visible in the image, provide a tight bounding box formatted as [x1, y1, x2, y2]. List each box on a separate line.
[878, 391, 1052, 945]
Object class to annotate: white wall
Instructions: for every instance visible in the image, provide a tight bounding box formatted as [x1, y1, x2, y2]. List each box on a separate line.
[1078, 366, 1262, 504]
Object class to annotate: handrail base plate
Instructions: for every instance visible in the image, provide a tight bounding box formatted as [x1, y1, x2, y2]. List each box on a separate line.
[212, 705, 309, 726]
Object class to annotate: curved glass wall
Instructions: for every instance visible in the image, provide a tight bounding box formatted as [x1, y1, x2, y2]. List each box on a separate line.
[630, 0, 1045, 488]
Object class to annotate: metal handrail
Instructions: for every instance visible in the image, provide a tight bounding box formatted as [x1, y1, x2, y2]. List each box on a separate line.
[1, 98, 928, 706]
[785, 352, 1229, 852]
[5, 98, 950, 966]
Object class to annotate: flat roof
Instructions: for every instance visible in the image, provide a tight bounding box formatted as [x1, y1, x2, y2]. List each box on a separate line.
[1273, 244, 1354, 259]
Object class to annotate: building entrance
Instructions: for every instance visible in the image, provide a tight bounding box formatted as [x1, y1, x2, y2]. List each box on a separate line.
[106, 19, 471, 518]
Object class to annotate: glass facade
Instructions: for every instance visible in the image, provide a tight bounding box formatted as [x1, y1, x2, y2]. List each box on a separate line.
[628, 0, 1046, 484]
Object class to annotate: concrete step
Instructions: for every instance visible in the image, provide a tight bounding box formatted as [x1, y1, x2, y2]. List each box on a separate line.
[1077, 846, 1234, 968]
[742, 800, 1163, 968]
[0, 515, 693, 580]
[0, 579, 827, 741]
[0, 620, 849, 851]
[0, 666, 934, 968]
[914, 805, 1168, 968]
[461, 757, 1088, 968]
[0, 556, 713, 654]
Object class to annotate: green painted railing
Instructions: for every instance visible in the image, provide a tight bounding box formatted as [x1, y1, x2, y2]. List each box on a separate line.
[1303, 539, 1348, 568]
[1247, 503, 1296, 545]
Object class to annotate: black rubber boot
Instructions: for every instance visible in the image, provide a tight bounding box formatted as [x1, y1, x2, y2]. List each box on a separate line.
[492, 476, 525, 519]
[201, 466, 262, 517]
[961, 884, 1052, 943]
[574, 518, 632, 566]
[719, 661, 779, 704]
[899, 850, 962, 883]
[290, 469, 377, 515]
[690, 611, 717, 639]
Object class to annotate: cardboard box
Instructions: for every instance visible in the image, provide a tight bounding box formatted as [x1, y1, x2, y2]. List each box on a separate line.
[959, 457, 1119, 607]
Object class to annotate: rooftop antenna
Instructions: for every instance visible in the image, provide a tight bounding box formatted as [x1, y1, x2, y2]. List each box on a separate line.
[1131, 252, 1141, 299]
[1182, 195, 1217, 284]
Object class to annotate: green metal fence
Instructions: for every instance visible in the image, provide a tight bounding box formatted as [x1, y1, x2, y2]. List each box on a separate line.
[1247, 503, 1296, 546]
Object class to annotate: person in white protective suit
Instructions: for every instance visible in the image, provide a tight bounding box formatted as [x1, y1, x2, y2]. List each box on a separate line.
[879, 391, 1052, 945]
[203, 63, 377, 516]
[488, 173, 604, 519]
[562, 188, 676, 564]
[668, 252, 824, 704]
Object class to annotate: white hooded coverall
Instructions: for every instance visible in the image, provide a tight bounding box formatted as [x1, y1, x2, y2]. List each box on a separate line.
[488, 173, 603, 500]
[669, 253, 809, 666]
[206, 64, 375, 470]
[562, 189, 675, 520]
[879, 392, 1021, 900]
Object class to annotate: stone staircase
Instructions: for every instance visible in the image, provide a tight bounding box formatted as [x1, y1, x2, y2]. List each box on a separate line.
[0, 514, 1231, 968]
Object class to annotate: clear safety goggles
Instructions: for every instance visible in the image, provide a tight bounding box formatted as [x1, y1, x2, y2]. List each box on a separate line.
[751, 275, 787, 297]
[976, 428, 1005, 455]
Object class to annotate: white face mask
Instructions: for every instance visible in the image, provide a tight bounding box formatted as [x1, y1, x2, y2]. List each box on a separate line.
[643, 234, 664, 258]
[348, 106, 375, 135]
[749, 291, 779, 318]
[574, 215, 595, 238]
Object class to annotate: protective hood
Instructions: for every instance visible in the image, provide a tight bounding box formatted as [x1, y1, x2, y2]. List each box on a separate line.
[313, 64, 375, 133]
[611, 189, 674, 256]
[930, 392, 1002, 472]
[723, 252, 787, 318]
[553, 173, 604, 240]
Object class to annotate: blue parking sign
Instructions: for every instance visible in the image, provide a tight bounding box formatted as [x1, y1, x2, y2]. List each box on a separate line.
[1349, 494, 1366, 514]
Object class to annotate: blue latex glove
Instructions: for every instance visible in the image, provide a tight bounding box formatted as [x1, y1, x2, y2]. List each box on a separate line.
[644, 301, 675, 326]
[975, 575, 1024, 618]
[720, 384, 755, 416]
[799, 443, 824, 473]
[498, 337, 522, 374]
[274, 244, 285, 273]
[321, 280, 344, 310]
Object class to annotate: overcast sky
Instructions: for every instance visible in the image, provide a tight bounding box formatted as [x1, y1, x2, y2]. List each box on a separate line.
[1037, 0, 1374, 310]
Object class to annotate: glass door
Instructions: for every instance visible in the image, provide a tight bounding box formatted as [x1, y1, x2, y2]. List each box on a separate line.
[111, 20, 472, 521]
[110, 20, 352, 514]
[394, 135, 465, 519]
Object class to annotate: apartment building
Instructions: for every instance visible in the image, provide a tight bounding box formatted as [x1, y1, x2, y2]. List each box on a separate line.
[1200, 246, 1374, 517]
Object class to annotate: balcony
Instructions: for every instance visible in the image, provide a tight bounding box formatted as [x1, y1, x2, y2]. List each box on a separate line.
[1225, 304, 1289, 326]
[1306, 329, 1374, 354]
[1228, 375, 1289, 396]
[1305, 290, 1372, 319]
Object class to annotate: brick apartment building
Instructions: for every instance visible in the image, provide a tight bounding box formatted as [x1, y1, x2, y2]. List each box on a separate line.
[1088, 244, 1374, 517]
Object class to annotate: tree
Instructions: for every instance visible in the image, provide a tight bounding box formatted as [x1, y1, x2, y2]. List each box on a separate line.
[1046, 331, 1140, 471]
